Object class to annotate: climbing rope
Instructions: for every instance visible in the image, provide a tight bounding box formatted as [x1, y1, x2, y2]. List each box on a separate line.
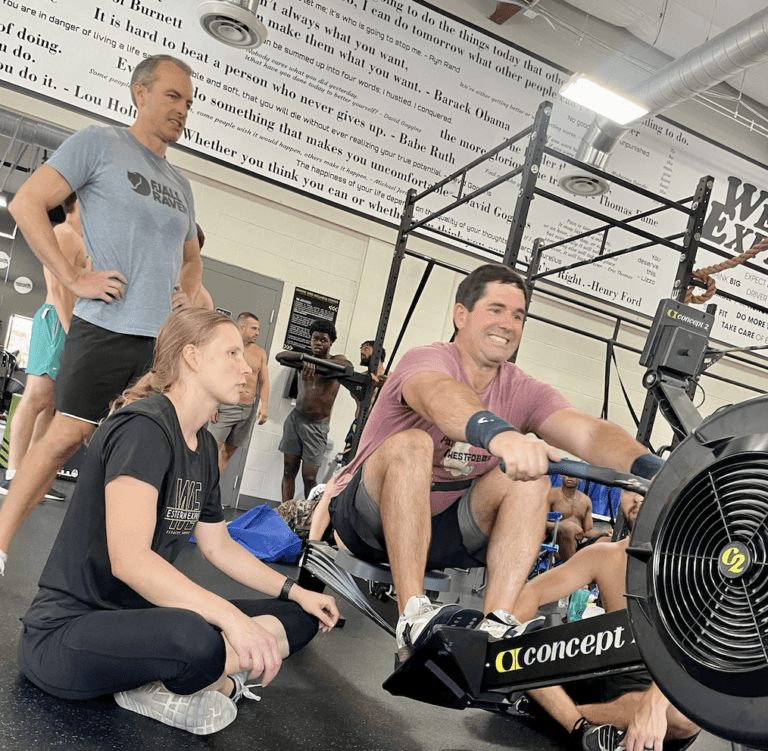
[684, 236, 768, 304]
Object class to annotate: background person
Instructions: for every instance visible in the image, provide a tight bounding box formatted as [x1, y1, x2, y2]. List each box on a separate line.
[17, 308, 338, 735]
[514, 490, 699, 751]
[207, 312, 269, 476]
[279, 319, 352, 501]
[1, 193, 87, 502]
[548, 474, 612, 562]
[0, 54, 205, 576]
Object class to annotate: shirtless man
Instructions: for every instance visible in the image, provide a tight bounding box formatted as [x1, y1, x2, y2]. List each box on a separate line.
[207, 312, 269, 475]
[514, 491, 699, 751]
[0, 194, 87, 501]
[279, 319, 351, 501]
[549, 474, 611, 562]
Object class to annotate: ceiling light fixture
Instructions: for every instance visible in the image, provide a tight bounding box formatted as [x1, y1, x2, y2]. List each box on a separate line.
[560, 74, 648, 125]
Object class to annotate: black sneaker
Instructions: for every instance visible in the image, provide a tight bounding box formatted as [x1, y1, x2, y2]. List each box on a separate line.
[43, 486, 67, 502]
[0, 479, 9, 495]
[571, 718, 626, 751]
[505, 692, 542, 720]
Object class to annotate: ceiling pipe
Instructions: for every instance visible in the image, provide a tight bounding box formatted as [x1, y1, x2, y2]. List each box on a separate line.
[572, 6, 768, 179]
[0, 110, 71, 154]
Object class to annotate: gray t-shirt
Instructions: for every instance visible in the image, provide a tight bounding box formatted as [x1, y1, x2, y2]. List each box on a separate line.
[47, 125, 196, 337]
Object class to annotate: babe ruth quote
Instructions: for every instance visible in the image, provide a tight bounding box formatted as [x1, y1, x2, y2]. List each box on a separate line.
[2, 0, 768, 347]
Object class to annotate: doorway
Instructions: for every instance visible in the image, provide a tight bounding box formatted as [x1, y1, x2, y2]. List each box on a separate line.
[202, 257, 283, 508]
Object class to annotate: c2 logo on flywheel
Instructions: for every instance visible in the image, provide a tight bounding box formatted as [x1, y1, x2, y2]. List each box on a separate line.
[718, 541, 751, 579]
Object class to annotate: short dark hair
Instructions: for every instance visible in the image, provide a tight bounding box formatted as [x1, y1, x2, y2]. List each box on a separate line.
[237, 312, 259, 325]
[196, 223, 205, 250]
[62, 193, 77, 214]
[361, 340, 386, 362]
[310, 319, 337, 343]
[455, 264, 529, 311]
[130, 54, 193, 106]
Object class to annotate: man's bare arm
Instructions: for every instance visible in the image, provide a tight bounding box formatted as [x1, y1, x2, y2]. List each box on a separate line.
[538, 407, 647, 473]
[9, 165, 127, 301]
[50, 224, 86, 334]
[581, 499, 610, 538]
[256, 347, 270, 424]
[176, 236, 203, 309]
[402, 370, 560, 480]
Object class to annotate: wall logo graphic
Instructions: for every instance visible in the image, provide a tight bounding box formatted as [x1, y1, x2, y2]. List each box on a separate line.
[127, 171, 151, 196]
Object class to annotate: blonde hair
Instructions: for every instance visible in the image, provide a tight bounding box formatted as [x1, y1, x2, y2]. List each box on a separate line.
[110, 308, 236, 413]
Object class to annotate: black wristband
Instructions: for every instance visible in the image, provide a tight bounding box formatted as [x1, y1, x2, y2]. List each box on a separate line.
[279, 577, 296, 601]
[630, 453, 664, 480]
[465, 410, 520, 451]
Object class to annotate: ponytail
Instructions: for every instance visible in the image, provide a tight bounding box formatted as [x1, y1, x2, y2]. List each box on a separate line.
[109, 307, 236, 414]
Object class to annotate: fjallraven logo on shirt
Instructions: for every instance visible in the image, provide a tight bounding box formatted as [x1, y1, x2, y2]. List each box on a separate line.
[127, 170, 151, 196]
[126, 170, 189, 214]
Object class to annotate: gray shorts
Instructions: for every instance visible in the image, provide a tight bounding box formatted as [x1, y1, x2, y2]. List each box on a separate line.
[329, 463, 490, 568]
[206, 402, 257, 447]
[278, 409, 330, 466]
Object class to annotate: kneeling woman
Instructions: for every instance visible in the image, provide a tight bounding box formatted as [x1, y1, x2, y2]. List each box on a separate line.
[18, 308, 338, 735]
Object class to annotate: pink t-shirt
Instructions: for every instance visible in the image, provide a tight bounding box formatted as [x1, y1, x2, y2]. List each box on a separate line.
[334, 342, 572, 514]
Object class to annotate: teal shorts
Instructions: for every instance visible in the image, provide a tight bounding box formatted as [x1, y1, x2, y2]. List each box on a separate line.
[26, 304, 65, 381]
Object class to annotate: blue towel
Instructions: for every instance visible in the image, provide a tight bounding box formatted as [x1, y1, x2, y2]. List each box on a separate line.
[192, 504, 303, 563]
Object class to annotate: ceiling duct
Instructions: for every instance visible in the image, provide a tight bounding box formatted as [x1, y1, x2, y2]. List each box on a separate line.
[562, 6, 768, 194]
[0, 111, 71, 154]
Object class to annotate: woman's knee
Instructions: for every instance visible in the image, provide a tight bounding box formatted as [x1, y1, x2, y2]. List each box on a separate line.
[285, 607, 320, 654]
[234, 600, 319, 655]
[162, 613, 226, 694]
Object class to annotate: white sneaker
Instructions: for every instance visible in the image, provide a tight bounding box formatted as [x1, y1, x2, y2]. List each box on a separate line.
[114, 681, 237, 735]
[396, 595, 483, 656]
[478, 609, 545, 640]
[0, 549, 6, 577]
[229, 671, 262, 703]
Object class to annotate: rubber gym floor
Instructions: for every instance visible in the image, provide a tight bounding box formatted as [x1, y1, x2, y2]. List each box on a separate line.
[0, 485, 734, 751]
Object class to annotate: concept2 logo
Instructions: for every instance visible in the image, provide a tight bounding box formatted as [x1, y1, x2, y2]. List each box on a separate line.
[666, 308, 710, 331]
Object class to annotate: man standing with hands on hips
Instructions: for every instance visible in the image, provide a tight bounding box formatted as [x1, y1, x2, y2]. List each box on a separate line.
[0, 54, 206, 576]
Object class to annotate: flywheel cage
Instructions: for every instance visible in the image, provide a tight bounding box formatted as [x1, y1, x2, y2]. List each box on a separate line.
[654, 452, 768, 673]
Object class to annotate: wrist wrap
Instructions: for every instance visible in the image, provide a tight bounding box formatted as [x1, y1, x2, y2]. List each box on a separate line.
[630, 453, 664, 480]
[465, 410, 520, 451]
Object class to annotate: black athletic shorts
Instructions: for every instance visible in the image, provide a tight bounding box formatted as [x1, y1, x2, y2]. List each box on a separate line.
[565, 668, 653, 705]
[54, 316, 156, 424]
[328, 464, 489, 569]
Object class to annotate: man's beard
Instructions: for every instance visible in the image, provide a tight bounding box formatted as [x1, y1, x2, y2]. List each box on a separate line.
[360, 355, 371, 367]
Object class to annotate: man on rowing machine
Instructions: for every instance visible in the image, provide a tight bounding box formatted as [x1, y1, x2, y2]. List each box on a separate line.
[513, 491, 699, 751]
[310, 264, 657, 663]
